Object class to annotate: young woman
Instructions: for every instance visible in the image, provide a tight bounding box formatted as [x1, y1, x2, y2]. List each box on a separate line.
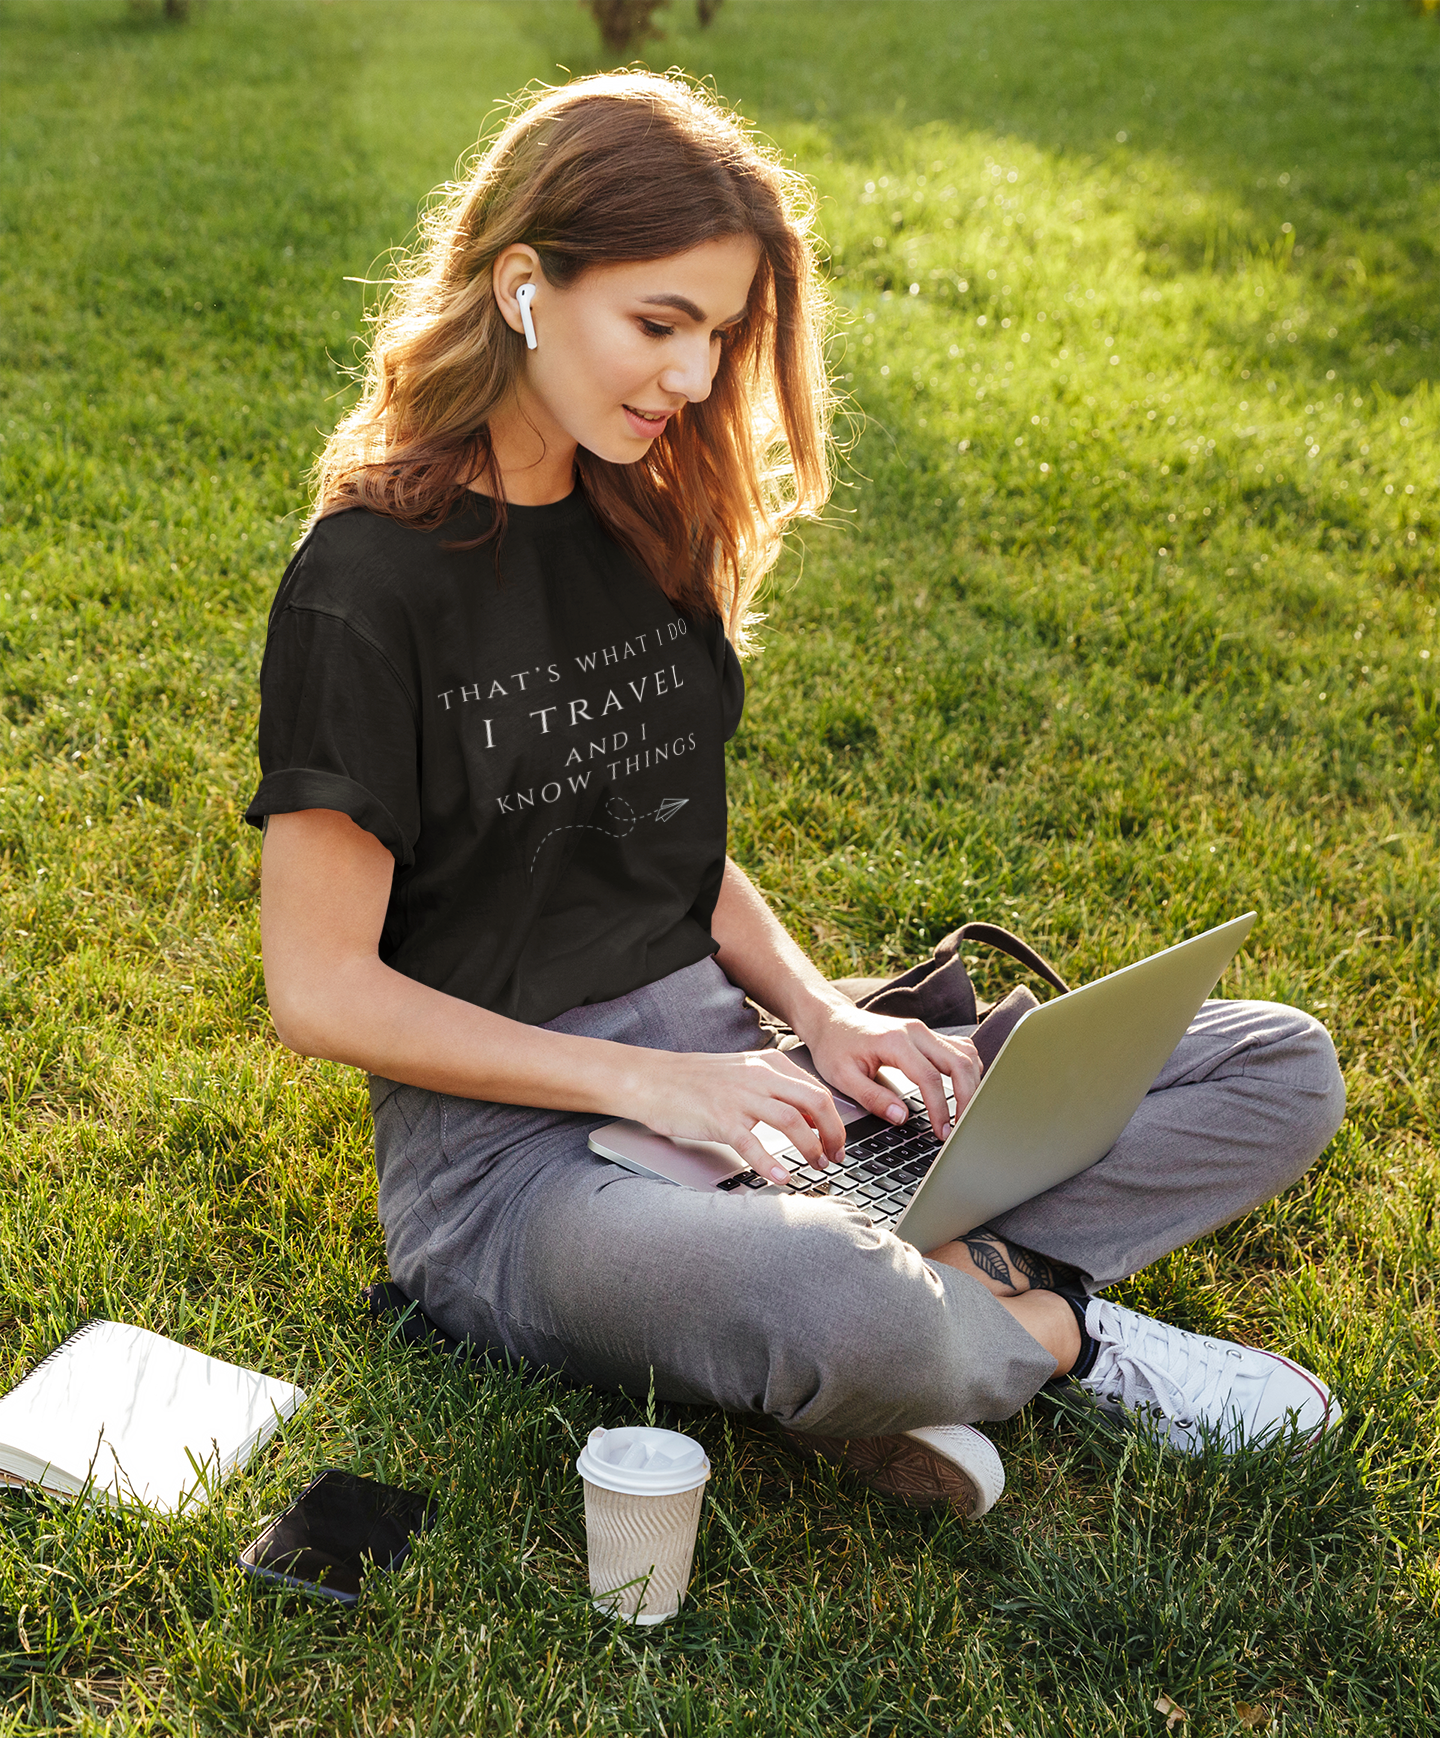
[247, 74, 1347, 1516]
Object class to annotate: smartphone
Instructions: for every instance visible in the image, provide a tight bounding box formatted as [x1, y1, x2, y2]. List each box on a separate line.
[237, 1469, 437, 1604]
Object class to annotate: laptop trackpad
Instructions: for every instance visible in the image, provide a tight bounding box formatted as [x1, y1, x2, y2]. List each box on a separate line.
[586, 1121, 761, 1188]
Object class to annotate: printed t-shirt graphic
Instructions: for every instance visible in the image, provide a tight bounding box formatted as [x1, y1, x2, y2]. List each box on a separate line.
[245, 491, 744, 1025]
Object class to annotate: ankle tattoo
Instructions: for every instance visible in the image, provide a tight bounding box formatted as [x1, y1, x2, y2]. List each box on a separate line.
[961, 1234, 1020, 1292]
[1006, 1241, 1061, 1292]
[962, 1230, 1075, 1297]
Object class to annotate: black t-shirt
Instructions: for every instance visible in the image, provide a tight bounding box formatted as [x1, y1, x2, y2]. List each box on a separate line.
[244, 491, 744, 1025]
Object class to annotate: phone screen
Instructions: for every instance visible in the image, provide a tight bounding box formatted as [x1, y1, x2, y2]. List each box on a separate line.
[238, 1469, 436, 1602]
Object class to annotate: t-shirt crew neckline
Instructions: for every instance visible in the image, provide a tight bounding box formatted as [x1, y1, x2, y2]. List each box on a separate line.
[464, 485, 592, 530]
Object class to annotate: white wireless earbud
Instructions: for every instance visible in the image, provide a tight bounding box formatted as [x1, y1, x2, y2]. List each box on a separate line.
[515, 282, 538, 350]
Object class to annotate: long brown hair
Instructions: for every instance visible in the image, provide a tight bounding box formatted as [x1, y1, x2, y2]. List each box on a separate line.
[312, 73, 833, 647]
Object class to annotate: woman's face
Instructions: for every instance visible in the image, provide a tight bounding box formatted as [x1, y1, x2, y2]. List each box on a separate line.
[499, 234, 762, 465]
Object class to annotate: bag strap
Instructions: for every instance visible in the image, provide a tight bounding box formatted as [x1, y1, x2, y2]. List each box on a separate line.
[949, 922, 1072, 997]
[771, 920, 1071, 1038]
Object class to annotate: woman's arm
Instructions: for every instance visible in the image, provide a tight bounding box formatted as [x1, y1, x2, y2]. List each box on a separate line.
[260, 809, 846, 1178]
[710, 858, 981, 1138]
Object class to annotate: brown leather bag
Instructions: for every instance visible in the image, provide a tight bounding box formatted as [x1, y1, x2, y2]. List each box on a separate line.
[826, 923, 1072, 1074]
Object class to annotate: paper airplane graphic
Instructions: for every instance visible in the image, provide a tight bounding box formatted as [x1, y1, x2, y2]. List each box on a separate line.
[527, 792, 691, 877]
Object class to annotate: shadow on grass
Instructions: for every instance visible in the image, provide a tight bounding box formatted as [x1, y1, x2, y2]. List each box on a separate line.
[625, 0, 1440, 400]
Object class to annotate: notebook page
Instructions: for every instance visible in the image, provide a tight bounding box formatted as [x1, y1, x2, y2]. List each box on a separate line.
[0, 1321, 303, 1512]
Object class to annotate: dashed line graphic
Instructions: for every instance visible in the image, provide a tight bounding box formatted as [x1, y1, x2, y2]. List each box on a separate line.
[528, 794, 689, 877]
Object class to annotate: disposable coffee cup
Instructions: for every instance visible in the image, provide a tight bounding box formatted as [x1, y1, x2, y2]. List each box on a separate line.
[576, 1425, 711, 1625]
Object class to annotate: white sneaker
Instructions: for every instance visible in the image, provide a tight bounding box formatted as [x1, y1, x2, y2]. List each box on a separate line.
[781, 1422, 1004, 1517]
[1076, 1298, 1342, 1454]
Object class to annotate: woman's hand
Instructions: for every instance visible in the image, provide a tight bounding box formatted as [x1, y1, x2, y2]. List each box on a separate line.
[706, 858, 982, 1163]
[625, 1048, 848, 1183]
[798, 999, 982, 1149]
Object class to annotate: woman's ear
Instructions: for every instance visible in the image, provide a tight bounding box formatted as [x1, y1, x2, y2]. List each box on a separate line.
[493, 244, 543, 339]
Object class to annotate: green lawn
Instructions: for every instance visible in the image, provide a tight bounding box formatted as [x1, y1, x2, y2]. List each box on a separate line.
[2, 1, 1438, 1731]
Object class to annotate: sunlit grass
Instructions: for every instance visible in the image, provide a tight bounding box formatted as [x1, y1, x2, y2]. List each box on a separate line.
[1, 1, 1438, 1732]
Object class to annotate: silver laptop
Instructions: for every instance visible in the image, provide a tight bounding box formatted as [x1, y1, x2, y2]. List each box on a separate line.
[588, 913, 1256, 1250]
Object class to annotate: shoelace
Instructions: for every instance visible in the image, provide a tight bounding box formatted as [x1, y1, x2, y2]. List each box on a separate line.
[1085, 1302, 1241, 1427]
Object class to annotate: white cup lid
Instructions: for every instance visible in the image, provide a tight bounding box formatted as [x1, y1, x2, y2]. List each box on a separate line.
[577, 1426, 711, 1496]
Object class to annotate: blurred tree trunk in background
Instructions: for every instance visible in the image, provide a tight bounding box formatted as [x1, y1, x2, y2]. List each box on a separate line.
[583, 1, 722, 55]
[584, 1, 669, 56]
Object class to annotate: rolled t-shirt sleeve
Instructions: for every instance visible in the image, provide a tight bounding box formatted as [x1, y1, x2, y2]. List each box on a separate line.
[244, 605, 421, 866]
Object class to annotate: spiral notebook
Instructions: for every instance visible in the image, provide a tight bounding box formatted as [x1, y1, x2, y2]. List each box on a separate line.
[0, 1320, 305, 1513]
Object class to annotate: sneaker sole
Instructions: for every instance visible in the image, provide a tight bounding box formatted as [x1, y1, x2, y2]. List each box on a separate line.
[780, 1427, 1001, 1516]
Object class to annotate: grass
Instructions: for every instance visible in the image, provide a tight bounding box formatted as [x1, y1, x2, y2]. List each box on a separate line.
[1, 0, 1437, 1731]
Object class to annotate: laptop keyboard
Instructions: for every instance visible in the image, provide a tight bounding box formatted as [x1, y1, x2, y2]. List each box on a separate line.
[715, 1114, 944, 1223]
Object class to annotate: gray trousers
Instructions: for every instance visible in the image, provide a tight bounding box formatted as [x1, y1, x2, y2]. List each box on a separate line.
[371, 958, 1345, 1438]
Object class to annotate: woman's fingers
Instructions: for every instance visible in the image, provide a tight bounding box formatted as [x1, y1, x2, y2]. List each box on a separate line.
[885, 1034, 953, 1136]
[829, 1025, 980, 1139]
[634, 1050, 847, 1177]
[735, 1082, 843, 1179]
[751, 1101, 828, 1171]
[909, 1029, 982, 1123]
[713, 1079, 829, 1179]
[833, 1018, 952, 1134]
[831, 1063, 914, 1129]
[727, 1124, 794, 1183]
[761, 1067, 847, 1164]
